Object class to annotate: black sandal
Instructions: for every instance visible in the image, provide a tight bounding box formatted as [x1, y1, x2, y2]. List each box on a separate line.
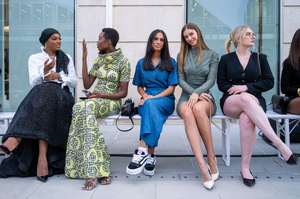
[0, 145, 11, 155]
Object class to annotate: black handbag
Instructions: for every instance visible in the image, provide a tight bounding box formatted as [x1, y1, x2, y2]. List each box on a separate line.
[116, 98, 138, 132]
[271, 95, 289, 114]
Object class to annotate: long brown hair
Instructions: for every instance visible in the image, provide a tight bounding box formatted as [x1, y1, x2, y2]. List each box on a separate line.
[284, 28, 300, 70]
[178, 23, 210, 73]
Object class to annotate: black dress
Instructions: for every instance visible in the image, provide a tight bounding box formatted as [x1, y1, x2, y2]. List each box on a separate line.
[217, 52, 274, 113]
[281, 58, 300, 105]
[0, 82, 74, 177]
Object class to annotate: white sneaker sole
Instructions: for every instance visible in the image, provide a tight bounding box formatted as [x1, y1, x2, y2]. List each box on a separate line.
[126, 161, 147, 175]
[143, 167, 155, 176]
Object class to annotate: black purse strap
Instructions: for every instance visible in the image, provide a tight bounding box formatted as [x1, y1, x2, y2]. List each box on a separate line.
[115, 108, 137, 132]
[257, 53, 261, 77]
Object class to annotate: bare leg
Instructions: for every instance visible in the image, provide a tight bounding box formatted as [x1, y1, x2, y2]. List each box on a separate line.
[148, 148, 155, 154]
[2, 137, 22, 151]
[193, 101, 218, 174]
[223, 93, 293, 161]
[239, 112, 256, 179]
[178, 102, 212, 183]
[288, 97, 300, 115]
[37, 140, 49, 176]
[139, 139, 147, 148]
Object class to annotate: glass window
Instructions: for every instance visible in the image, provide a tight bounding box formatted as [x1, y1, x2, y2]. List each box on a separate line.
[187, 0, 279, 111]
[0, 0, 75, 112]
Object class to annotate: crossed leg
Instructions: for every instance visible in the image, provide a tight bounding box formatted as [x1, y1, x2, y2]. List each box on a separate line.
[223, 93, 293, 179]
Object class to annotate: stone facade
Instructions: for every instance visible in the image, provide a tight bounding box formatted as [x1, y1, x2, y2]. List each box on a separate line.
[75, 0, 300, 103]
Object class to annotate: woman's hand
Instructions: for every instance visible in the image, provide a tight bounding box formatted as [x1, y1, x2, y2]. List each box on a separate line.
[199, 92, 212, 102]
[138, 99, 145, 106]
[44, 57, 55, 74]
[44, 71, 60, 81]
[228, 85, 248, 95]
[88, 91, 103, 98]
[143, 93, 154, 100]
[82, 38, 87, 60]
[186, 93, 198, 108]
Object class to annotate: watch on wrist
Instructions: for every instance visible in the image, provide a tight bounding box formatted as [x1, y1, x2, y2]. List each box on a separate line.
[59, 74, 63, 81]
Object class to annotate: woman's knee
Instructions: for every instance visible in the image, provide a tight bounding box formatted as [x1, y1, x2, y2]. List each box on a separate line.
[179, 108, 194, 121]
[239, 94, 259, 109]
[192, 103, 208, 118]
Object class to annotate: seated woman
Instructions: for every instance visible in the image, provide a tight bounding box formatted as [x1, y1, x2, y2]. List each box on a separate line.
[0, 28, 78, 182]
[126, 29, 178, 176]
[281, 28, 300, 114]
[177, 23, 219, 190]
[217, 25, 298, 187]
[65, 28, 131, 190]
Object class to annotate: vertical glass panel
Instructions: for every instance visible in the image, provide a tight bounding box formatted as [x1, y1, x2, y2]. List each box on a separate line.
[187, 0, 279, 110]
[0, 0, 75, 112]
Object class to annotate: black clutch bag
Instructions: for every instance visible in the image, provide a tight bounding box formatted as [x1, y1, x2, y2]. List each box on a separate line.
[271, 95, 288, 114]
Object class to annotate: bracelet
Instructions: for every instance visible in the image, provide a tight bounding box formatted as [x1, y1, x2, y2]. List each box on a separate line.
[298, 88, 300, 97]
[141, 92, 146, 97]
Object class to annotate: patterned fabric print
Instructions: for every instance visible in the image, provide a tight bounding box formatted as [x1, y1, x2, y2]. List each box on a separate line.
[90, 48, 131, 95]
[65, 48, 130, 179]
[65, 98, 121, 179]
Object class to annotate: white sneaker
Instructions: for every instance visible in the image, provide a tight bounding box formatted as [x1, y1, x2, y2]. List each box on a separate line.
[126, 149, 148, 175]
[143, 154, 156, 176]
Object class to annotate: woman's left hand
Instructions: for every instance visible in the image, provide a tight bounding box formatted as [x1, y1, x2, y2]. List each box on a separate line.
[44, 71, 60, 81]
[88, 92, 103, 98]
[138, 99, 145, 106]
[227, 85, 248, 95]
[199, 92, 212, 102]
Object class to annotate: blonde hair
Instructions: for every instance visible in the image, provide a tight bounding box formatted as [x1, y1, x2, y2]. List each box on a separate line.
[225, 25, 253, 54]
[178, 23, 210, 73]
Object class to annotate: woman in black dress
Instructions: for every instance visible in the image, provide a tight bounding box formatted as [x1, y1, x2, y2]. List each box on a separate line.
[0, 28, 77, 182]
[217, 25, 298, 187]
[281, 29, 300, 114]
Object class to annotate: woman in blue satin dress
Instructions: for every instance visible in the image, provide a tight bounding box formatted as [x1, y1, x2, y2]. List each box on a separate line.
[126, 29, 178, 176]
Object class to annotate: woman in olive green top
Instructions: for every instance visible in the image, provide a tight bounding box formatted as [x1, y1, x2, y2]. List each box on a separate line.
[177, 23, 219, 190]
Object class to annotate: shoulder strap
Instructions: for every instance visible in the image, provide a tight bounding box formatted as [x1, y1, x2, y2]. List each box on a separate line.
[257, 53, 261, 76]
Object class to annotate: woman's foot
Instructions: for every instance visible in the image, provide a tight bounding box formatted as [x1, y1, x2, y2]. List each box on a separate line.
[0, 145, 11, 156]
[37, 158, 48, 177]
[277, 144, 298, 165]
[240, 170, 255, 187]
[208, 156, 219, 181]
[200, 164, 214, 189]
[98, 177, 112, 185]
[82, 178, 97, 190]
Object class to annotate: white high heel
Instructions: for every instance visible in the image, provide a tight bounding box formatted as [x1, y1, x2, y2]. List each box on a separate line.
[211, 157, 220, 181]
[203, 164, 214, 190]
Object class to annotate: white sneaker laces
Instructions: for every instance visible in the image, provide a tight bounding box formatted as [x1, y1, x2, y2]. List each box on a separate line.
[132, 153, 145, 163]
[147, 157, 155, 164]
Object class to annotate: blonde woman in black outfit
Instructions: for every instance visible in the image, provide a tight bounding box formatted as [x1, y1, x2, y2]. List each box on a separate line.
[217, 25, 298, 187]
[281, 29, 300, 114]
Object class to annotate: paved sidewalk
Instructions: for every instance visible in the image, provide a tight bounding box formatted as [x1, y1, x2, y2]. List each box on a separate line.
[0, 123, 300, 199]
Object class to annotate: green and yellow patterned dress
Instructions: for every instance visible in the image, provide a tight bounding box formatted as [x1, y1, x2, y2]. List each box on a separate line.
[65, 49, 130, 179]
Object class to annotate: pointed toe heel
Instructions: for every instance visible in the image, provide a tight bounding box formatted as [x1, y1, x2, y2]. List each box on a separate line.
[203, 179, 214, 190]
[240, 171, 255, 187]
[211, 171, 220, 182]
[37, 175, 48, 182]
[0, 145, 11, 156]
[286, 153, 298, 165]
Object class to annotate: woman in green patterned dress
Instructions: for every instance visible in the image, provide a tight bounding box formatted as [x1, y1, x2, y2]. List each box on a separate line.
[65, 28, 131, 190]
